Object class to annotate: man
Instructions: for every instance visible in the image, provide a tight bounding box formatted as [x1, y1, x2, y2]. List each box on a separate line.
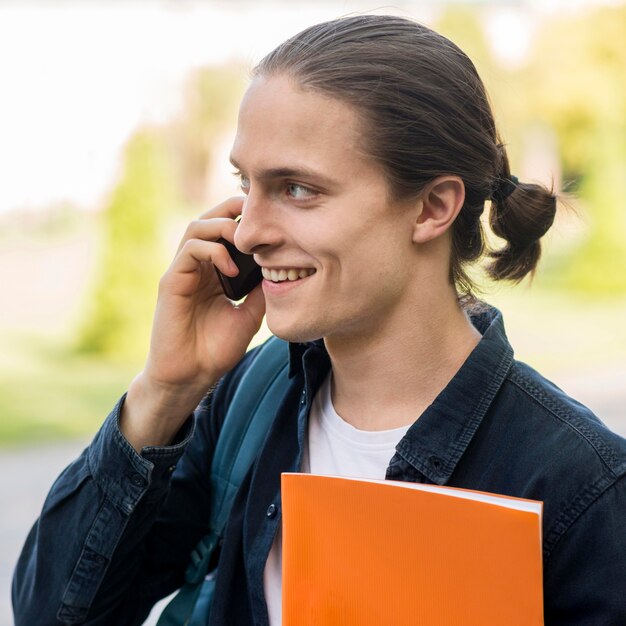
[14, 15, 626, 625]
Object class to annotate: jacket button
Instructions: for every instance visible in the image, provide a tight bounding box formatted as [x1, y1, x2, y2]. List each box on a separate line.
[266, 503, 277, 518]
[131, 473, 146, 487]
[429, 456, 443, 470]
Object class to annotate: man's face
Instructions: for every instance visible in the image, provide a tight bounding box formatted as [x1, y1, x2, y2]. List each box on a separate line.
[231, 75, 421, 344]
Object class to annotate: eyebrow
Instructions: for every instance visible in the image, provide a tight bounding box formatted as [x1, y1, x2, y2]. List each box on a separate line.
[229, 155, 339, 189]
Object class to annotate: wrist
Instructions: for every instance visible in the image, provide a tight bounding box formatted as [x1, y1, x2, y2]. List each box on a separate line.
[119, 372, 211, 452]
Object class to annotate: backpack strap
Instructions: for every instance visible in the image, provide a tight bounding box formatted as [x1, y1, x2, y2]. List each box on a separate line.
[156, 336, 290, 626]
[208, 335, 290, 540]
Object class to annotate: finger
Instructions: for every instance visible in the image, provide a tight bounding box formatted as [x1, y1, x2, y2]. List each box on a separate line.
[171, 239, 239, 277]
[198, 196, 245, 220]
[176, 218, 238, 255]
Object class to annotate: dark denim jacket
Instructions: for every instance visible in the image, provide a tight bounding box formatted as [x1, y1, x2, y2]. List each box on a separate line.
[13, 306, 626, 625]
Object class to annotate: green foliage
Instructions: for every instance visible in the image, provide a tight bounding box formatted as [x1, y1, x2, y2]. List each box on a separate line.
[75, 128, 177, 361]
[522, 5, 626, 294]
[0, 330, 138, 446]
[74, 65, 244, 362]
[561, 130, 626, 294]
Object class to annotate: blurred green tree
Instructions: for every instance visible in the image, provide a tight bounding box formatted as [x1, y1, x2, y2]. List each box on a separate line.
[75, 64, 243, 361]
[76, 128, 176, 361]
[523, 5, 626, 294]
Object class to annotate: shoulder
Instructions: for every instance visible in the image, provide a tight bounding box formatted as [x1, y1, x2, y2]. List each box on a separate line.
[496, 359, 626, 557]
[505, 360, 626, 475]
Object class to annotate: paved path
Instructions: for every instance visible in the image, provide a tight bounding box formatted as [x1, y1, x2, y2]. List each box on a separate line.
[2, 373, 624, 626]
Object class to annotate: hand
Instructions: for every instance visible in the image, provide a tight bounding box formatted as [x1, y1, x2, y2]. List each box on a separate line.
[121, 196, 266, 450]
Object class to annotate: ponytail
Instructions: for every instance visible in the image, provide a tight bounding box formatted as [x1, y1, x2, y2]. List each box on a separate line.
[487, 175, 557, 283]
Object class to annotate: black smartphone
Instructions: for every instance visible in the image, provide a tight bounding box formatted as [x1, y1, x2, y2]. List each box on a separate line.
[214, 238, 262, 300]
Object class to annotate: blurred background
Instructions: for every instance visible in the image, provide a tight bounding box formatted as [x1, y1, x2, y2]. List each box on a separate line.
[1, 0, 625, 623]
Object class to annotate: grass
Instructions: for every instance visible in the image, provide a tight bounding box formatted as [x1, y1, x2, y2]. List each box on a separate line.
[485, 284, 626, 375]
[0, 330, 140, 447]
[0, 321, 272, 448]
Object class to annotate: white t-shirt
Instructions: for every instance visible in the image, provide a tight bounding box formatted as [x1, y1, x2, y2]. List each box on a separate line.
[263, 373, 413, 625]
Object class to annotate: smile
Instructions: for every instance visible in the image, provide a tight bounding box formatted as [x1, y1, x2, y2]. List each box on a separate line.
[261, 267, 316, 283]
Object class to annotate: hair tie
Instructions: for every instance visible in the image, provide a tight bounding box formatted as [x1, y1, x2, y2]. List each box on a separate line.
[491, 175, 519, 202]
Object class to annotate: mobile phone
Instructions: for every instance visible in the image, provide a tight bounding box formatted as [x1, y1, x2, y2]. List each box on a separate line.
[214, 238, 262, 300]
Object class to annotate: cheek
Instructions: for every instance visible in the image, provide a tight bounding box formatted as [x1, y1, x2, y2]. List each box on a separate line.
[327, 241, 404, 301]
[292, 200, 409, 285]
[349, 234, 414, 300]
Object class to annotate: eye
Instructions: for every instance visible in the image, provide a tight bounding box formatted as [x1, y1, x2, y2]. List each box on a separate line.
[232, 170, 250, 193]
[286, 183, 316, 200]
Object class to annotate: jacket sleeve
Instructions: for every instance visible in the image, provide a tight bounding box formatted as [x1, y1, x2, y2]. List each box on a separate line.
[543, 474, 626, 625]
[11, 348, 259, 626]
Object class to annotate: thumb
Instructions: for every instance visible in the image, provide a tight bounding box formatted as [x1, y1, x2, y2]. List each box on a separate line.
[239, 283, 266, 330]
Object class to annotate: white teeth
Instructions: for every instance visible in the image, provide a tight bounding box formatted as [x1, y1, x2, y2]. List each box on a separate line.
[261, 267, 315, 283]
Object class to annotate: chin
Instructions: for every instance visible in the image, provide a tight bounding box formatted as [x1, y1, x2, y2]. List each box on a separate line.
[266, 313, 325, 344]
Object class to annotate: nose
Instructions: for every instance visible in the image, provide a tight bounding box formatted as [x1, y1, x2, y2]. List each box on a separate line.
[234, 191, 281, 255]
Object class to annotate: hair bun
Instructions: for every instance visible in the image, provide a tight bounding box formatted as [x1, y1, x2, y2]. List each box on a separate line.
[488, 181, 557, 281]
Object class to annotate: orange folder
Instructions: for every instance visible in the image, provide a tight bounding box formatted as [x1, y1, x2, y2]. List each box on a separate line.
[282, 473, 543, 626]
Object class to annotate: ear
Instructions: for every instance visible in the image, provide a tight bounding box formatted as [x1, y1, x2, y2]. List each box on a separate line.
[411, 176, 465, 244]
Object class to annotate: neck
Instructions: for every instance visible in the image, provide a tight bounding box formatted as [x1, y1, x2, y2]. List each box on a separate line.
[324, 287, 481, 431]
